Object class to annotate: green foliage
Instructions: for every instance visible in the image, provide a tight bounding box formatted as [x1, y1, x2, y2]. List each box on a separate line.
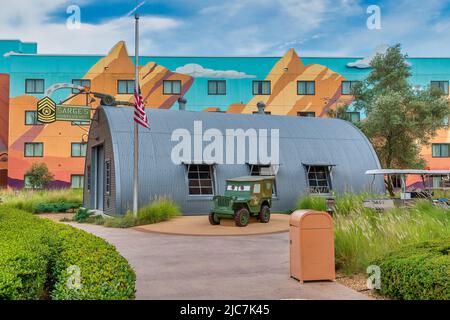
[296, 195, 327, 211]
[102, 197, 181, 228]
[0, 189, 83, 213]
[296, 194, 450, 274]
[374, 239, 450, 300]
[351, 44, 450, 184]
[73, 207, 92, 222]
[0, 206, 135, 300]
[24, 162, 55, 189]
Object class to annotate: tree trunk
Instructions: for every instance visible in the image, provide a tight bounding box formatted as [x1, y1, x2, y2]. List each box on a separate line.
[385, 176, 395, 197]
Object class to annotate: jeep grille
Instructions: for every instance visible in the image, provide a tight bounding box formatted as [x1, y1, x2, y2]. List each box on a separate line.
[217, 197, 230, 207]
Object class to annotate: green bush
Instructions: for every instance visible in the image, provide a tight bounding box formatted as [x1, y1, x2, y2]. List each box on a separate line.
[102, 197, 181, 228]
[374, 239, 450, 300]
[0, 206, 135, 300]
[34, 202, 81, 213]
[0, 189, 83, 213]
[73, 207, 92, 222]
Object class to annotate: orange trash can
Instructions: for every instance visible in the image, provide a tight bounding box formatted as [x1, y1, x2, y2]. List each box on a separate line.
[289, 210, 335, 283]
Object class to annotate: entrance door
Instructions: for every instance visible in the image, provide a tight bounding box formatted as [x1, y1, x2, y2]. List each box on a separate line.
[92, 145, 104, 210]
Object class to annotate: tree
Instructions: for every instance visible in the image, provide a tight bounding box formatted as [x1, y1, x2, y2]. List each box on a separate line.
[351, 44, 450, 196]
[25, 162, 54, 189]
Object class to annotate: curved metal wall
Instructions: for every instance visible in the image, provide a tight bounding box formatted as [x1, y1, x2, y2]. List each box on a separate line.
[85, 106, 384, 215]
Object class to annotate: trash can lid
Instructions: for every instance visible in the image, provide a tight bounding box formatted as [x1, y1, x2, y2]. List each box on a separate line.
[289, 210, 333, 228]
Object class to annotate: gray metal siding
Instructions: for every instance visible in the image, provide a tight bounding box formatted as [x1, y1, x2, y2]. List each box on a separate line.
[85, 107, 384, 215]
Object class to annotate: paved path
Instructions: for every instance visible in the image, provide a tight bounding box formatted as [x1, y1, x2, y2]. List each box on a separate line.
[70, 223, 371, 300]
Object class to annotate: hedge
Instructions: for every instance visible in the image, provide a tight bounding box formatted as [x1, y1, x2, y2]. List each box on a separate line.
[0, 206, 135, 300]
[374, 238, 450, 300]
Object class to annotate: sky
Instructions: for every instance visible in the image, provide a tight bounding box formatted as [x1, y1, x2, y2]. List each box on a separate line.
[2, 0, 450, 57]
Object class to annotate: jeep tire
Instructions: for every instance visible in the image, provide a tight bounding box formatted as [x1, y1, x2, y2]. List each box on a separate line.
[259, 205, 270, 223]
[234, 208, 250, 227]
[209, 212, 220, 225]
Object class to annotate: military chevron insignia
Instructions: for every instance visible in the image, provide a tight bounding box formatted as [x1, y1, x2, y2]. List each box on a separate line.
[37, 96, 57, 123]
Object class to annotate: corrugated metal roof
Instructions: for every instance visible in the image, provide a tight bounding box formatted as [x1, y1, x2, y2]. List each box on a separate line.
[93, 106, 384, 215]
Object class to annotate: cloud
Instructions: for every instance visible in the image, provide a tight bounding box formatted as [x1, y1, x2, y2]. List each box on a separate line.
[347, 44, 389, 68]
[175, 64, 256, 79]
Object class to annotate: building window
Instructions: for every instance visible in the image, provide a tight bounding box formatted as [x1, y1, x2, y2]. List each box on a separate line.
[72, 79, 91, 94]
[208, 80, 226, 95]
[71, 175, 84, 189]
[25, 111, 43, 125]
[346, 111, 361, 123]
[443, 116, 449, 126]
[71, 121, 90, 126]
[341, 81, 358, 95]
[253, 81, 271, 95]
[163, 80, 182, 95]
[430, 81, 449, 95]
[297, 81, 315, 95]
[71, 143, 87, 157]
[305, 165, 332, 194]
[297, 112, 315, 117]
[86, 165, 91, 192]
[25, 79, 44, 94]
[432, 143, 450, 158]
[105, 160, 111, 194]
[249, 164, 277, 197]
[252, 111, 272, 115]
[24, 143, 43, 157]
[117, 80, 135, 94]
[187, 164, 214, 196]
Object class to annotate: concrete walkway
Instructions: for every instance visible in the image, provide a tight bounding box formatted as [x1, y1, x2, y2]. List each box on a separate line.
[70, 223, 371, 300]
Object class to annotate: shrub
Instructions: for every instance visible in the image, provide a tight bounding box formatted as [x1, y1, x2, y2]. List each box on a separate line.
[73, 207, 92, 222]
[374, 239, 450, 300]
[102, 197, 181, 228]
[0, 189, 83, 213]
[0, 206, 135, 300]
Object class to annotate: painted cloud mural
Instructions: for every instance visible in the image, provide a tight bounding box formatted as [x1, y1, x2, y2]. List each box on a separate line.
[175, 63, 256, 79]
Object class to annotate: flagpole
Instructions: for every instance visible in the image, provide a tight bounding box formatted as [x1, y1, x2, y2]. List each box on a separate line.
[132, 13, 140, 217]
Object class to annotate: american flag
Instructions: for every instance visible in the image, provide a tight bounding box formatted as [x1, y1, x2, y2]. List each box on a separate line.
[134, 86, 150, 128]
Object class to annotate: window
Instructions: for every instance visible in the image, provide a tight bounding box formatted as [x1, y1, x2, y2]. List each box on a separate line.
[297, 81, 315, 95]
[25, 111, 43, 125]
[443, 116, 449, 126]
[71, 121, 90, 126]
[252, 111, 272, 115]
[432, 144, 450, 158]
[208, 80, 226, 95]
[105, 160, 111, 194]
[187, 164, 214, 196]
[297, 112, 315, 117]
[346, 111, 361, 123]
[86, 165, 91, 192]
[117, 80, 135, 94]
[249, 164, 277, 197]
[163, 80, 182, 95]
[253, 81, 271, 95]
[25, 79, 44, 94]
[71, 143, 87, 157]
[72, 79, 91, 94]
[24, 143, 43, 157]
[341, 81, 358, 95]
[431, 81, 449, 95]
[71, 175, 84, 189]
[306, 165, 332, 194]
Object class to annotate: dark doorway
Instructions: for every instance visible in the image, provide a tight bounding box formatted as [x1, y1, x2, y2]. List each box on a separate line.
[91, 144, 104, 210]
[0, 170, 7, 188]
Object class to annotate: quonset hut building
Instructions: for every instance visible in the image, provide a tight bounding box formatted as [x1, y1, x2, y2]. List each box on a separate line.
[83, 106, 384, 215]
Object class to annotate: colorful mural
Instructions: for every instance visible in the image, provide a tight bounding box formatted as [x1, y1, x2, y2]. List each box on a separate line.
[0, 39, 449, 189]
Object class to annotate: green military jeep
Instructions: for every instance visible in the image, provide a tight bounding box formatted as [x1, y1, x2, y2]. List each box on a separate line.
[209, 176, 275, 227]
